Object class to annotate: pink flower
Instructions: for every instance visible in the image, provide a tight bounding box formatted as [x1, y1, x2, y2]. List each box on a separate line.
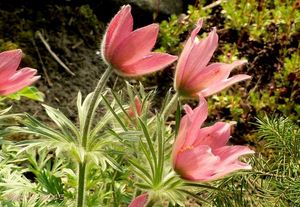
[0, 49, 40, 95]
[172, 96, 254, 181]
[127, 95, 142, 118]
[101, 5, 177, 77]
[174, 19, 250, 97]
[128, 193, 148, 207]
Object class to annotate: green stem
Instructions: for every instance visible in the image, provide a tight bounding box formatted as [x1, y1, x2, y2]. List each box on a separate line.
[162, 93, 179, 118]
[77, 162, 87, 207]
[77, 67, 112, 207]
[82, 67, 112, 147]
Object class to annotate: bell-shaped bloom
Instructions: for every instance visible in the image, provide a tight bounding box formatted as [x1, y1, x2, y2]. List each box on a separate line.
[172, 96, 254, 181]
[101, 5, 177, 77]
[128, 193, 148, 207]
[127, 95, 142, 118]
[174, 19, 250, 97]
[0, 49, 40, 95]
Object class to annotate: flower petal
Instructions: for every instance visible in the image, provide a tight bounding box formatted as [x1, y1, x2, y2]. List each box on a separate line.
[0, 49, 22, 83]
[183, 27, 218, 79]
[182, 96, 208, 147]
[193, 122, 231, 149]
[116, 52, 177, 77]
[175, 19, 203, 89]
[111, 24, 159, 67]
[102, 5, 133, 61]
[204, 160, 253, 181]
[127, 95, 142, 117]
[172, 96, 208, 162]
[214, 146, 255, 165]
[185, 60, 247, 94]
[205, 146, 254, 180]
[129, 193, 148, 207]
[175, 145, 219, 181]
[0, 67, 40, 95]
[199, 74, 251, 97]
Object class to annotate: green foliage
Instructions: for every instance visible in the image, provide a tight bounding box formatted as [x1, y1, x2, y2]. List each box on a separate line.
[78, 5, 99, 31]
[158, 2, 210, 54]
[221, 0, 299, 41]
[7, 86, 45, 102]
[0, 39, 19, 51]
[249, 51, 300, 122]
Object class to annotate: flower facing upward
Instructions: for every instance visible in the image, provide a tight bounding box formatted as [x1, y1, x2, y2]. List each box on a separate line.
[101, 5, 177, 77]
[0, 49, 40, 95]
[172, 96, 254, 181]
[174, 19, 250, 97]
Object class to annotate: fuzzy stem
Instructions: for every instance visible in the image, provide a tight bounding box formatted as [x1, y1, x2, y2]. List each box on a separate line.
[82, 67, 112, 147]
[162, 93, 179, 118]
[77, 67, 112, 207]
[77, 162, 87, 207]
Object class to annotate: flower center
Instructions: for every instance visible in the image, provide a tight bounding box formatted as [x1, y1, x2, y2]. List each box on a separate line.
[179, 145, 194, 153]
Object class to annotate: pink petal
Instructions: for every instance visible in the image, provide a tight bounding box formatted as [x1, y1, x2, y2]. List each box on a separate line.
[127, 95, 142, 117]
[193, 122, 231, 149]
[102, 5, 133, 61]
[183, 27, 218, 80]
[134, 96, 142, 116]
[174, 19, 203, 89]
[199, 74, 251, 97]
[204, 160, 253, 181]
[185, 60, 247, 94]
[0, 49, 22, 83]
[111, 24, 159, 67]
[182, 96, 208, 147]
[129, 193, 148, 207]
[0, 67, 40, 95]
[175, 145, 219, 181]
[214, 146, 255, 165]
[172, 111, 190, 166]
[116, 52, 177, 77]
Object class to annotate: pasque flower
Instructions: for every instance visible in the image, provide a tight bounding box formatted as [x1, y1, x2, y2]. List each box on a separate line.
[0, 49, 40, 95]
[128, 193, 148, 207]
[102, 5, 177, 77]
[172, 96, 254, 181]
[101, 5, 177, 77]
[174, 19, 250, 97]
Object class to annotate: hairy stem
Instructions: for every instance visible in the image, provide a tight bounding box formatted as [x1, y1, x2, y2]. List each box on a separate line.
[82, 68, 112, 147]
[77, 67, 112, 207]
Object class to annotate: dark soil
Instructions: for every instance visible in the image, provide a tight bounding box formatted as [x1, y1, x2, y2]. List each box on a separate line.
[0, 2, 115, 122]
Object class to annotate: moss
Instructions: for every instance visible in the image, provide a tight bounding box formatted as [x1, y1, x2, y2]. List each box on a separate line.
[0, 39, 19, 51]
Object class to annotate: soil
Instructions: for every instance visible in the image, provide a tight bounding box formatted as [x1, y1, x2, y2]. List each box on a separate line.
[0, 2, 116, 122]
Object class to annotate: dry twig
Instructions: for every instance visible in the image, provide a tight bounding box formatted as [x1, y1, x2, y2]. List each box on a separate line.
[35, 31, 75, 76]
[31, 38, 53, 87]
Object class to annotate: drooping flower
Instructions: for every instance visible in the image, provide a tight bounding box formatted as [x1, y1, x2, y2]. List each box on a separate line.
[128, 193, 148, 207]
[127, 95, 142, 118]
[101, 5, 177, 77]
[172, 96, 254, 181]
[0, 49, 40, 95]
[174, 19, 250, 97]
